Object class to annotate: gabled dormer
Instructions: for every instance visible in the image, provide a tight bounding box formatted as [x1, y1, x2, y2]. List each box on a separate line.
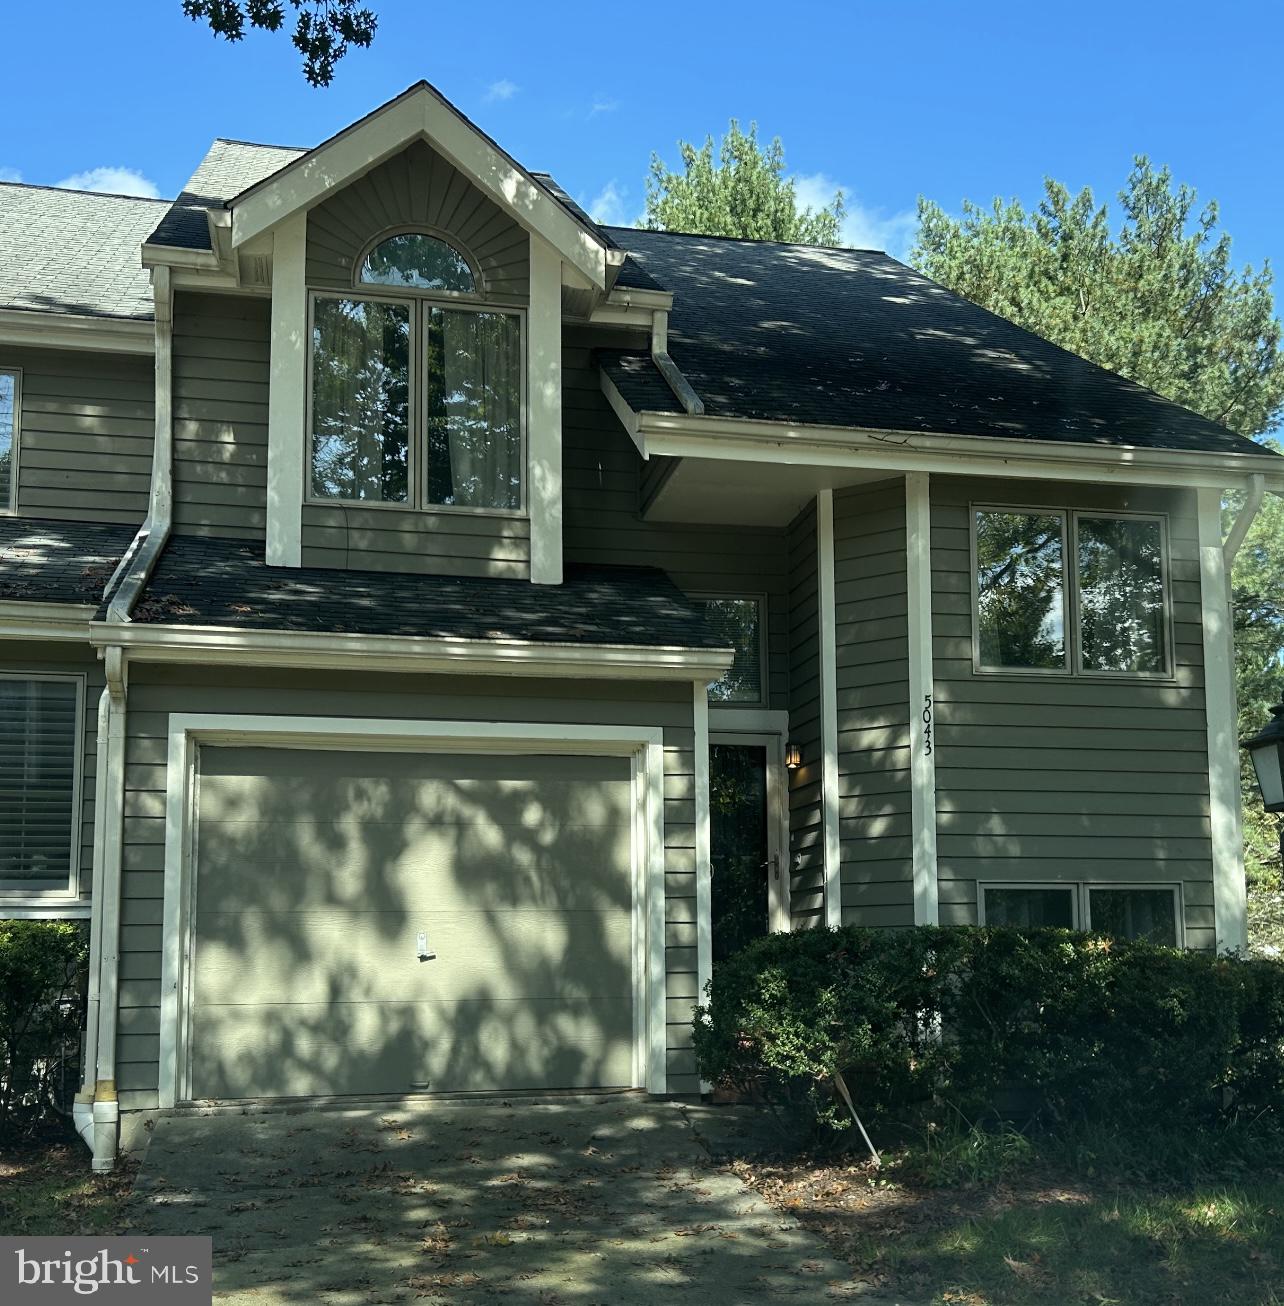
[164, 83, 623, 584]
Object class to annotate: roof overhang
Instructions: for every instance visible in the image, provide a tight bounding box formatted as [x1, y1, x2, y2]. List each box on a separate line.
[88, 619, 734, 682]
[603, 375, 1284, 496]
[0, 308, 153, 356]
[0, 601, 98, 641]
[227, 82, 612, 290]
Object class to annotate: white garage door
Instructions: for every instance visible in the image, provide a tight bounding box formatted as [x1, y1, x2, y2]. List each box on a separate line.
[188, 747, 635, 1099]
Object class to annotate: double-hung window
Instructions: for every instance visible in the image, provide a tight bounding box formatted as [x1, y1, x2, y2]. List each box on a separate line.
[973, 507, 1170, 676]
[308, 232, 524, 513]
[1, 367, 19, 513]
[0, 674, 83, 903]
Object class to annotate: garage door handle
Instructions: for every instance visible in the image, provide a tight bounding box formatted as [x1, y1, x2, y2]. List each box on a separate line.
[417, 931, 436, 961]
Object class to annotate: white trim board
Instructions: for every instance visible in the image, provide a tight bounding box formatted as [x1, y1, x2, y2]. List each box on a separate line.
[905, 472, 939, 925]
[156, 714, 669, 1109]
[1197, 488, 1248, 953]
[0, 309, 154, 356]
[265, 210, 307, 567]
[816, 489, 842, 928]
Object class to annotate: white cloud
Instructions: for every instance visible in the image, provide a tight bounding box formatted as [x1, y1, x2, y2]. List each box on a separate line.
[586, 179, 632, 228]
[54, 166, 160, 198]
[0, 167, 23, 183]
[793, 172, 917, 258]
[485, 79, 519, 103]
[589, 97, 620, 118]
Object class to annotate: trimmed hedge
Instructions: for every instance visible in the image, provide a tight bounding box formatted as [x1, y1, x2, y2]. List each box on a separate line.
[0, 920, 89, 1139]
[693, 927, 1284, 1141]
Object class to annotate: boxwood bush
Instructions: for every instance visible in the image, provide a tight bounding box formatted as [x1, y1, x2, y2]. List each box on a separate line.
[0, 920, 89, 1140]
[693, 927, 1284, 1143]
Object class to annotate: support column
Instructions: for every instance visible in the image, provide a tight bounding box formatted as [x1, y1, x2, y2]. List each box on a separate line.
[693, 683, 712, 1005]
[905, 472, 939, 925]
[817, 489, 842, 928]
[1198, 487, 1247, 953]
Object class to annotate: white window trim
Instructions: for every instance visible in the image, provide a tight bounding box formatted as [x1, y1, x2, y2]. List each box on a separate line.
[970, 504, 1175, 681]
[1, 365, 21, 515]
[0, 670, 86, 906]
[692, 592, 770, 709]
[157, 714, 669, 1109]
[304, 290, 529, 518]
[977, 880, 1185, 945]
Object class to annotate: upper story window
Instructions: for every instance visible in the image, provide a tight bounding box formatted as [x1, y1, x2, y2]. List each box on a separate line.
[973, 507, 1169, 677]
[698, 596, 767, 705]
[0, 674, 83, 901]
[0, 368, 18, 513]
[309, 232, 524, 513]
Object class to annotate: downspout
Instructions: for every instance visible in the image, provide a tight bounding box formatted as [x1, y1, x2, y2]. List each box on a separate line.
[651, 310, 704, 416]
[75, 265, 174, 1170]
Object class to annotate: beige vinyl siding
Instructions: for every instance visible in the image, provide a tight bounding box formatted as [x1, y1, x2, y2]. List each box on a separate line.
[6, 346, 153, 525]
[172, 291, 270, 540]
[834, 480, 914, 927]
[115, 666, 698, 1110]
[787, 501, 825, 926]
[562, 331, 790, 710]
[305, 139, 530, 300]
[0, 641, 101, 909]
[930, 476, 1214, 948]
[299, 505, 531, 579]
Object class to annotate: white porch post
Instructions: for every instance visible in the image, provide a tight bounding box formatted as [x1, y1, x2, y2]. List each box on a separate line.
[817, 488, 842, 927]
[905, 472, 939, 925]
[693, 683, 712, 1006]
[528, 236, 564, 585]
[1198, 486, 1247, 953]
[266, 210, 307, 567]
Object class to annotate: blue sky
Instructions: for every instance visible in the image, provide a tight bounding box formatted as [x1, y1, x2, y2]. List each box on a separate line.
[1, 1, 1280, 271]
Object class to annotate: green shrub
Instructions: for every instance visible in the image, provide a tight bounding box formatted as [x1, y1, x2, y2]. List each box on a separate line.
[693, 926, 1284, 1146]
[0, 920, 89, 1140]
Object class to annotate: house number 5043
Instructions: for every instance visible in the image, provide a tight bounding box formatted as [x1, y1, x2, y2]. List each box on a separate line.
[922, 694, 934, 757]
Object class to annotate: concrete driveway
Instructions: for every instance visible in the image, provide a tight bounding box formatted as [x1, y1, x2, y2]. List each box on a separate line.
[129, 1096, 875, 1304]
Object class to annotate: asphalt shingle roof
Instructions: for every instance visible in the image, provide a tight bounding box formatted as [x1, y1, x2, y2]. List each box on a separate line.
[0, 183, 168, 319]
[598, 227, 1269, 458]
[128, 535, 729, 649]
[147, 139, 306, 250]
[0, 517, 137, 605]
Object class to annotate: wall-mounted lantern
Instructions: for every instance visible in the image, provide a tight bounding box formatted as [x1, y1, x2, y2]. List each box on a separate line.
[1244, 702, 1284, 813]
[785, 742, 802, 771]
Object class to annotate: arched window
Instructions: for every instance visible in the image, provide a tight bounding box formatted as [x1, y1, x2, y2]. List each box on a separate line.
[358, 232, 475, 293]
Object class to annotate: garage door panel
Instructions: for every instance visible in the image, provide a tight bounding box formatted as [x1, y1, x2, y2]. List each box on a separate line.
[189, 746, 637, 1100]
[191, 996, 635, 1099]
[194, 822, 631, 914]
[193, 907, 633, 1007]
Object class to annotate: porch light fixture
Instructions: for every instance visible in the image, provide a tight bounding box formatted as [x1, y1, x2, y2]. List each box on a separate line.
[785, 742, 802, 771]
[1244, 703, 1284, 813]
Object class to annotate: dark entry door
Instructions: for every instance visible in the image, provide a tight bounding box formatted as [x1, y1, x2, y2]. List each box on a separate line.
[710, 743, 771, 963]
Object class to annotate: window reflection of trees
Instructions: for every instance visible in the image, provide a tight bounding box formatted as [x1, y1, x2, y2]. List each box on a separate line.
[976, 512, 1066, 669]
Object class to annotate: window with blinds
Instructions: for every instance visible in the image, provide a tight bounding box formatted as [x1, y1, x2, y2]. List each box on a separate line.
[0, 676, 81, 895]
[699, 597, 766, 705]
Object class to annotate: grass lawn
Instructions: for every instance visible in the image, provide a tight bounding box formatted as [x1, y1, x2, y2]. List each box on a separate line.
[0, 1125, 136, 1237]
[736, 1153, 1284, 1305]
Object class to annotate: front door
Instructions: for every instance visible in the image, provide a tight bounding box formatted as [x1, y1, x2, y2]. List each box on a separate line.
[709, 736, 786, 963]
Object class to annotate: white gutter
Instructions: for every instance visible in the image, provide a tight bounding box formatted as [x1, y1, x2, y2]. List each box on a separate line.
[79, 264, 175, 1172]
[0, 307, 154, 357]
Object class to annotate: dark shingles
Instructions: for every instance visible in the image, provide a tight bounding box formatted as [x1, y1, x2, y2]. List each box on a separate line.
[601, 227, 1272, 458]
[0, 517, 137, 605]
[0, 184, 169, 319]
[128, 535, 729, 650]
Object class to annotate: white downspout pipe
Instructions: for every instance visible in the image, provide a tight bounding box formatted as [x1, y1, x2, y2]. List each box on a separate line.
[79, 264, 174, 1170]
[650, 310, 704, 416]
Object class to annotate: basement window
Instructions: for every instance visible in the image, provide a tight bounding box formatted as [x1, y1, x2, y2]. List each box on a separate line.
[978, 882, 1182, 945]
[0, 674, 83, 900]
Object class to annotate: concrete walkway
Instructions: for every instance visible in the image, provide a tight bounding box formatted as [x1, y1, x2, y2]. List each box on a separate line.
[129, 1096, 883, 1304]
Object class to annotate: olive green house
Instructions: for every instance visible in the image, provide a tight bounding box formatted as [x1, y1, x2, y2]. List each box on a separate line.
[1, 84, 1280, 1171]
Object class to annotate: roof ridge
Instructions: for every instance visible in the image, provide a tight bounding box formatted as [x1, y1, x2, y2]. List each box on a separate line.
[0, 179, 171, 204]
[607, 224, 888, 256]
[211, 136, 310, 153]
